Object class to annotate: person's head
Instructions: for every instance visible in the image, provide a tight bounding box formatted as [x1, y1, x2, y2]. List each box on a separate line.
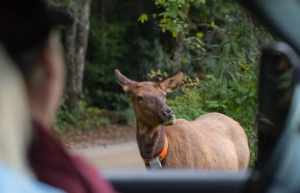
[0, 0, 71, 127]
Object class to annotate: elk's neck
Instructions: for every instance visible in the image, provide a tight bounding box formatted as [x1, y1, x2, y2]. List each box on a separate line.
[136, 120, 166, 160]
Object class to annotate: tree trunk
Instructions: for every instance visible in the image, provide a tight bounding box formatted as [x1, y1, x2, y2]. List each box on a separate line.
[171, 5, 190, 71]
[172, 32, 185, 69]
[65, 0, 92, 110]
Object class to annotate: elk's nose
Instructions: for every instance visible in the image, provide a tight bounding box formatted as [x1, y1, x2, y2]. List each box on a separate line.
[162, 108, 173, 118]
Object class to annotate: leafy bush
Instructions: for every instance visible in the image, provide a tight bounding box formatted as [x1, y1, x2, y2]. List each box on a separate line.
[84, 17, 130, 110]
[56, 101, 111, 133]
[55, 100, 136, 134]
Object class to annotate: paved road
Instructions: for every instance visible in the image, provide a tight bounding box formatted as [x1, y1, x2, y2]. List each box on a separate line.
[71, 142, 145, 170]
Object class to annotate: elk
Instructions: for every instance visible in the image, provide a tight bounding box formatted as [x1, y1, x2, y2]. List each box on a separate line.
[115, 69, 250, 170]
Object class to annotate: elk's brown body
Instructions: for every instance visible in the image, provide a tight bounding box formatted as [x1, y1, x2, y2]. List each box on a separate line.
[115, 69, 250, 170]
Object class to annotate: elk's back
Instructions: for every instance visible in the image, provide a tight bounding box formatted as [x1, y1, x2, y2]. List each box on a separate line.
[164, 112, 250, 170]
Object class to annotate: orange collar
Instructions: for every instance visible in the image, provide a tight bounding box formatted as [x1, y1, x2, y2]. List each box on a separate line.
[159, 136, 169, 161]
[144, 136, 169, 165]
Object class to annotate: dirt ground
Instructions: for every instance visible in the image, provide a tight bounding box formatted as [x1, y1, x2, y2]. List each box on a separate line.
[71, 142, 145, 169]
[58, 124, 136, 147]
[58, 125, 145, 169]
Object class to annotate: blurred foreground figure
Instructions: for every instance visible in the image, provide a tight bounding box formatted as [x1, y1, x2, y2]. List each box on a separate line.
[0, 1, 116, 193]
[0, 47, 64, 193]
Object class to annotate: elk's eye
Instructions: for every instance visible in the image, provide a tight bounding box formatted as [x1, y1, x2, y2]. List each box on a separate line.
[137, 96, 143, 102]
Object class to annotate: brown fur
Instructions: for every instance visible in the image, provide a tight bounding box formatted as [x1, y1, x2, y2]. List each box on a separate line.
[115, 69, 250, 170]
[164, 114, 249, 169]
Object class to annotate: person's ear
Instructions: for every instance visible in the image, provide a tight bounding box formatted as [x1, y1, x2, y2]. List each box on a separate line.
[29, 32, 65, 127]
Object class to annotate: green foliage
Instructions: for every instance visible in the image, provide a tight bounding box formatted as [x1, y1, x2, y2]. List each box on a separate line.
[152, 0, 206, 37]
[56, 101, 112, 133]
[56, 100, 137, 134]
[85, 17, 129, 109]
[136, 0, 271, 74]
[138, 14, 149, 24]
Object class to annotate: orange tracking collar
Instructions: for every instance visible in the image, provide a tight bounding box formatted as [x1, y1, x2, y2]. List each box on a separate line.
[159, 136, 169, 161]
[144, 136, 169, 166]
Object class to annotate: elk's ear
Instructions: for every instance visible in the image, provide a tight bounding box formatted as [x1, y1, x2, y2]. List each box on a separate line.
[159, 72, 184, 93]
[115, 69, 137, 92]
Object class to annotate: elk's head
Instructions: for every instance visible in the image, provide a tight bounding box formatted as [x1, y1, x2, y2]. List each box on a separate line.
[115, 69, 184, 127]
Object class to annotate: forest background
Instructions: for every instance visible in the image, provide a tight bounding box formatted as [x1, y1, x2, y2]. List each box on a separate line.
[50, 0, 273, 165]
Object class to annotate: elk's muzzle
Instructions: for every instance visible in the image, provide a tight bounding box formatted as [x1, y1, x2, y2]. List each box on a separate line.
[161, 107, 176, 125]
